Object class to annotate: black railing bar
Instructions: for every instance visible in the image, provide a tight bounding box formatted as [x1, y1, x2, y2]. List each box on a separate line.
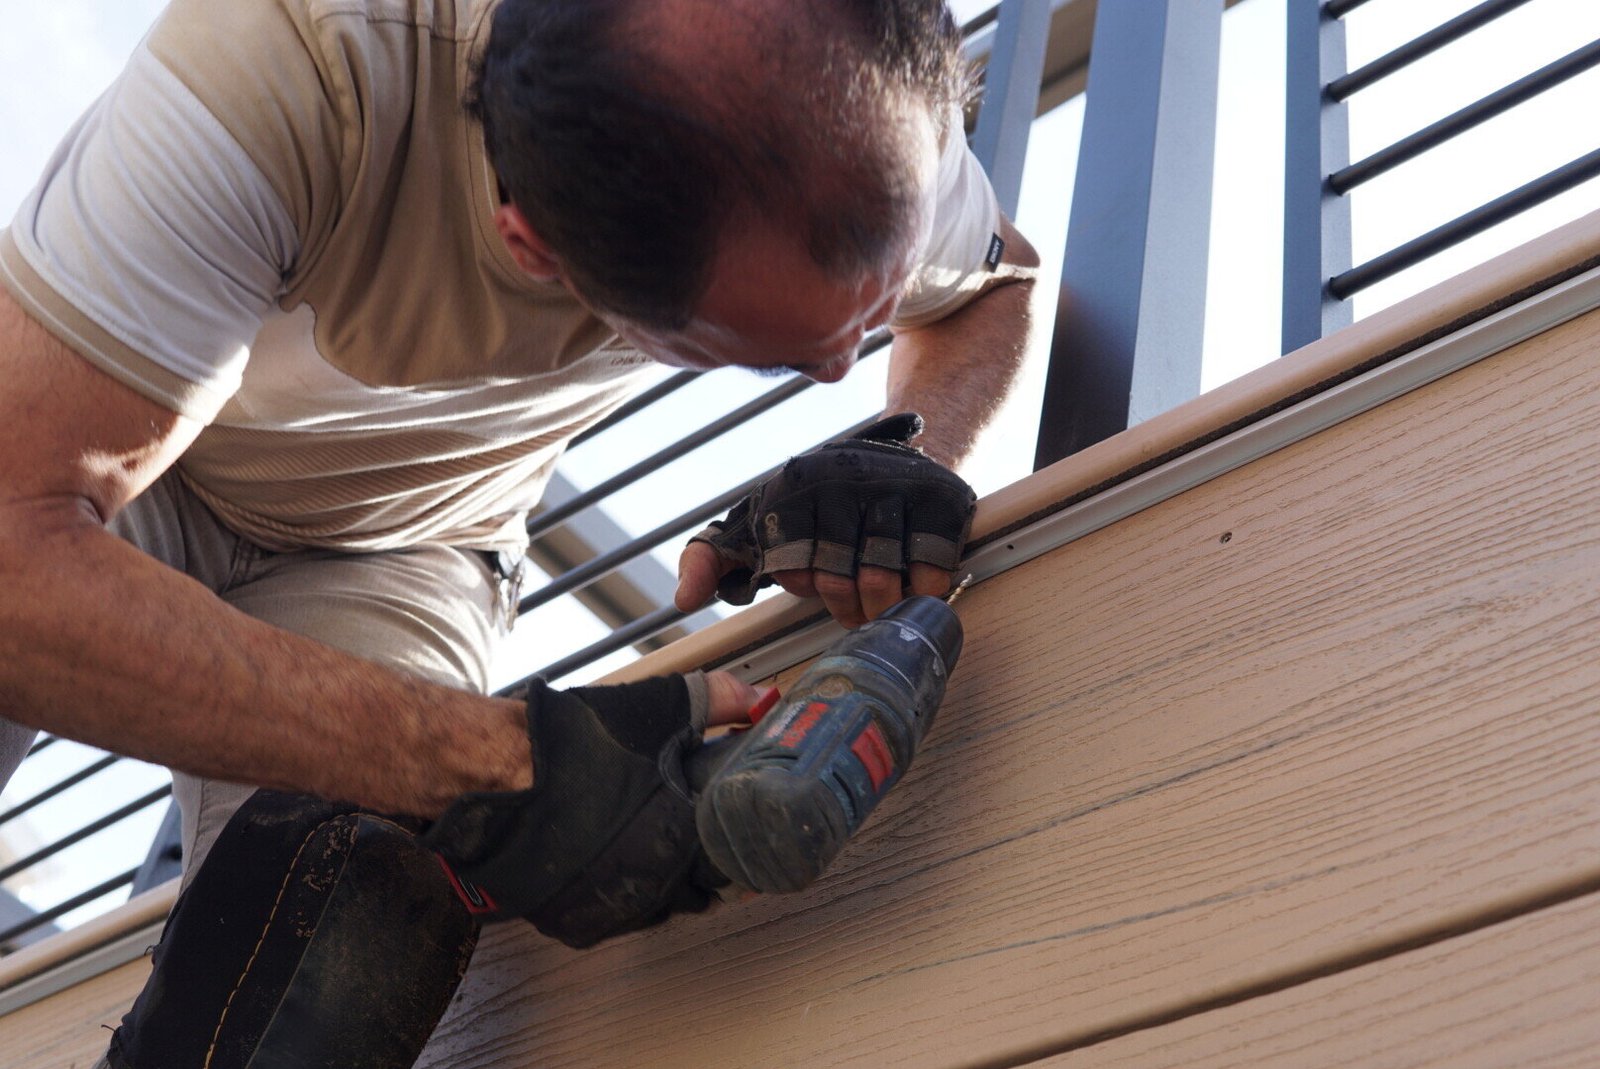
[1332, 38, 1600, 194]
[568, 371, 700, 449]
[960, 3, 1002, 38]
[0, 867, 139, 951]
[0, 753, 121, 829]
[24, 736, 57, 759]
[526, 373, 810, 540]
[518, 406, 886, 615]
[526, 331, 893, 541]
[1331, 146, 1600, 299]
[1328, 0, 1538, 102]
[0, 784, 172, 884]
[527, 604, 692, 685]
[518, 415, 890, 680]
[521, 412, 889, 675]
[1323, 0, 1378, 18]
[518, 476, 764, 615]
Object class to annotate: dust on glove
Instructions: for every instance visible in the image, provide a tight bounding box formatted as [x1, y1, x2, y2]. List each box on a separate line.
[690, 413, 976, 605]
[420, 673, 727, 949]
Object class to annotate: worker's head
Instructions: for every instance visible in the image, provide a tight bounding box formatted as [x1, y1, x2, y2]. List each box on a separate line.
[473, 0, 970, 380]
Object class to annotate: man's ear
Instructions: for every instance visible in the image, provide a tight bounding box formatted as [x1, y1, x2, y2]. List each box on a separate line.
[494, 204, 563, 281]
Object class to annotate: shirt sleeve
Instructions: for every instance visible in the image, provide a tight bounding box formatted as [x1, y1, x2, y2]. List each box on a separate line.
[889, 121, 1005, 332]
[0, 38, 298, 423]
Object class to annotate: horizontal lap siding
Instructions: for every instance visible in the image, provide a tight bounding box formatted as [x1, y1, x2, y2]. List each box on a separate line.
[2, 958, 147, 1065]
[1045, 889, 1600, 1069]
[6, 302, 1600, 1069]
[416, 306, 1600, 1066]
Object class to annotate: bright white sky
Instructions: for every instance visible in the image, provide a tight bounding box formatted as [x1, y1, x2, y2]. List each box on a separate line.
[1, 0, 1597, 932]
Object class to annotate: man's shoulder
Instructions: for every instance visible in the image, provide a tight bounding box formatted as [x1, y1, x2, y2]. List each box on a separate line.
[296, 0, 490, 44]
[149, 0, 488, 90]
[139, 0, 495, 228]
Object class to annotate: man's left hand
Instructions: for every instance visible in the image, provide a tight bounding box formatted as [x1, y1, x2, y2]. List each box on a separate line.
[675, 413, 976, 627]
[421, 670, 759, 948]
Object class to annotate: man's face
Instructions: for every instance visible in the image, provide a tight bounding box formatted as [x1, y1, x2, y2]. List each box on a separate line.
[603, 226, 918, 384]
[605, 109, 941, 384]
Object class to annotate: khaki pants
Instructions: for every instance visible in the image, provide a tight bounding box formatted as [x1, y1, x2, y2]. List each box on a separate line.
[0, 467, 507, 882]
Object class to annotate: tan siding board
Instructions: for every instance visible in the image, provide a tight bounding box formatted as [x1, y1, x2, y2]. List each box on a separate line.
[1038, 891, 1600, 1069]
[405, 304, 1600, 1065]
[0, 958, 149, 1066]
[5, 215, 1600, 1063]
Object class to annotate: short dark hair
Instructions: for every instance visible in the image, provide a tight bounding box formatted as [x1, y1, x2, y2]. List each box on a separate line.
[469, 0, 970, 328]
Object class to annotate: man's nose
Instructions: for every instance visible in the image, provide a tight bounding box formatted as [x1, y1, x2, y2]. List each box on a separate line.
[797, 349, 857, 383]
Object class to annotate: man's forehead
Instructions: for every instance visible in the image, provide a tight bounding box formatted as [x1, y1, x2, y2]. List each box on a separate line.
[627, 0, 820, 86]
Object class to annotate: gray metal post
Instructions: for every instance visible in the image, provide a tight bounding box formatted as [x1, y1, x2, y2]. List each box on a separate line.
[1282, 0, 1354, 353]
[1034, 0, 1224, 470]
[970, 0, 1053, 216]
[0, 887, 57, 951]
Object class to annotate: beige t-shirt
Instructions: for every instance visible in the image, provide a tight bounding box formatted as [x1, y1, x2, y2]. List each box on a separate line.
[0, 0, 1002, 553]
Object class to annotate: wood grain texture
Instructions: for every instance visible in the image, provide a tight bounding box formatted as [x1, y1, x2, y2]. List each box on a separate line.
[0, 957, 147, 1067]
[402, 307, 1600, 1066]
[1040, 890, 1600, 1069]
[7, 229, 1600, 1065]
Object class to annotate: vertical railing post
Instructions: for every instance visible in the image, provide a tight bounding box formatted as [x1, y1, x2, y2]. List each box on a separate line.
[970, 0, 1053, 216]
[1033, 0, 1224, 470]
[1282, 0, 1354, 353]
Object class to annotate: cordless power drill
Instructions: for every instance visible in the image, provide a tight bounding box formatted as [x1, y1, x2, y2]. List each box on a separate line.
[691, 594, 964, 894]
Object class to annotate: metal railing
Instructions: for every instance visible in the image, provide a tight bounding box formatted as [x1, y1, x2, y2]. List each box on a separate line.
[1284, 0, 1600, 350]
[0, 738, 174, 950]
[0, 0, 1055, 958]
[5, 0, 1598, 959]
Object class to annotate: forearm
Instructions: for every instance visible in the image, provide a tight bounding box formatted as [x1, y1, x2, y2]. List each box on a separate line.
[886, 216, 1040, 469]
[0, 497, 530, 818]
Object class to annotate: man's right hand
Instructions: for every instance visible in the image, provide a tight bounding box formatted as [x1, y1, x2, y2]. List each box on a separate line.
[675, 413, 976, 628]
[420, 670, 759, 949]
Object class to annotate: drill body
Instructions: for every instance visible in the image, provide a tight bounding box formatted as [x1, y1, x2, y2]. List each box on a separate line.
[694, 596, 963, 893]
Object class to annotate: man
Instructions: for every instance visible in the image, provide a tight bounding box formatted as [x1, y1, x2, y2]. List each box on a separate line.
[0, 0, 1036, 1063]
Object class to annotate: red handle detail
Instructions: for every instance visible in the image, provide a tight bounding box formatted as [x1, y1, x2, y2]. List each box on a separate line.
[849, 721, 896, 792]
[436, 855, 499, 916]
[746, 686, 782, 724]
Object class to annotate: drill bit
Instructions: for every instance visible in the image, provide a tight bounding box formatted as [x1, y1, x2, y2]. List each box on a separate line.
[945, 574, 973, 606]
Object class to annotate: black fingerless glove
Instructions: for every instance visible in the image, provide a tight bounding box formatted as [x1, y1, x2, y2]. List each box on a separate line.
[691, 413, 977, 604]
[419, 674, 727, 949]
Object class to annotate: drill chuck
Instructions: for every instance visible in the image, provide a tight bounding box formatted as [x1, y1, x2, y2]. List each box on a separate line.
[694, 596, 963, 893]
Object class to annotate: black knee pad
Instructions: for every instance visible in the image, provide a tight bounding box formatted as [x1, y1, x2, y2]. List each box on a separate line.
[108, 790, 478, 1069]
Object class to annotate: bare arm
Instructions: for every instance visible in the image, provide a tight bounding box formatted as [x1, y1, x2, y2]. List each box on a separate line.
[885, 213, 1040, 468]
[0, 289, 532, 817]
